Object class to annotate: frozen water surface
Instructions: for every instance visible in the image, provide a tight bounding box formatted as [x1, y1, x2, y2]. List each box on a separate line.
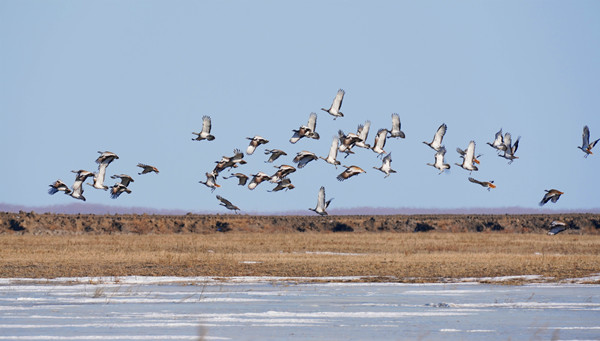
[0, 277, 599, 340]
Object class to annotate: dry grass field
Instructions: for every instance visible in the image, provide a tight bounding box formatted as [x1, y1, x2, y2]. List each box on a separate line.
[1, 233, 599, 283]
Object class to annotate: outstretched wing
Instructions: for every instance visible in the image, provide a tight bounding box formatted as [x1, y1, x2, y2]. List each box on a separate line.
[317, 186, 326, 209]
[202, 116, 212, 134]
[307, 112, 317, 131]
[432, 123, 447, 147]
[582, 125, 590, 148]
[216, 195, 233, 206]
[328, 136, 339, 159]
[331, 89, 345, 111]
[357, 121, 371, 140]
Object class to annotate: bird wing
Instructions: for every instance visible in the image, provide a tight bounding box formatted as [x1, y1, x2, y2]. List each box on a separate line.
[317, 187, 326, 209]
[289, 130, 301, 144]
[307, 112, 317, 131]
[468, 177, 483, 186]
[464, 141, 476, 165]
[511, 137, 520, 154]
[391, 113, 400, 132]
[383, 153, 392, 167]
[503, 133, 512, 151]
[432, 123, 446, 148]
[375, 129, 387, 149]
[434, 147, 446, 166]
[202, 116, 212, 134]
[357, 121, 371, 141]
[95, 162, 108, 186]
[493, 129, 503, 147]
[216, 195, 233, 206]
[331, 89, 345, 111]
[328, 136, 339, 160]
[582, 125, 590, 148]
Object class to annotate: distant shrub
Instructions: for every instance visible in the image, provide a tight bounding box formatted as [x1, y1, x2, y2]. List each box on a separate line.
[332, 222, 353, 232]
[414, 222, 435, 232]
[215, 221, 231, 232]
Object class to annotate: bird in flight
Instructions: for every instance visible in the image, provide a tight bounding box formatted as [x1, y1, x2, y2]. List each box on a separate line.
[321, 89, 345, 119]
[423, 123, 447, 151]
[246, 136, 269, 155]
[137, 163, 159, 175]
[539, 189, 564, 206]
[309, 186, 332, 216]
[290, 112, 320, 143]
[216, 195, 240, 213]
[319, 136, 341, 168]
[578, 125, 599, 158]
[455, 141, 478, 173]
[373, 153, 396, 178]
[337, 165, 366, 181]
[468, 177, 496, 191]
[192, 115, 215, 141]
[48, 180, 72, 195]
[388, 113, 405, 139]
[427, 146, 451, 174]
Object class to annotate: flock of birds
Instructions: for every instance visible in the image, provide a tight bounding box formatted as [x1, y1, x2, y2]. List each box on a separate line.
[48, 151, 159, 202]
[48, 89, 599, 215]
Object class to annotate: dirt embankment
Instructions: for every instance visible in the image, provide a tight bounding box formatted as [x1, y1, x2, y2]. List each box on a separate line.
[1, 211, 599, 235]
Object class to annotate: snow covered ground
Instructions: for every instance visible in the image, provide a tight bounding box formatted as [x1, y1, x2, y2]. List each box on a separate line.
[0, 276, 599, 340]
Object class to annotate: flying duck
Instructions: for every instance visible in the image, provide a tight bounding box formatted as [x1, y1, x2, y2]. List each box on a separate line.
[547, 221, 567, 235]
[70, 170, 94, 201]
[213, 149, 247, 175]
[309, 186, 332, 216]
[246, 136, 269, 155]
[216, 195, 240, 213]
[321, 89, 345, 119]
[137, 163, 159, 175]
[110, 174, 134, 187]
[539, 189, 564, 206]
[455, 141, 478, 172]
[293, 150, 319, 168]
[89, 162, 110, 190]
[270, 164, 296, 183]
[499, 133, 520, 164]
[199, 172, 221, 192]
[319, 136, 341, 168]
[373, 153, 396, 178]
[427, 146, 451, 174]
[95, 151, 119, 165]
[388, 113, 405, 138]
[110, 183, 132, 199]
[248, 172, 271, 190]
[423, 123, 447, 151]
[337, 165, 366, 181]
[264, 149, 287, 163]
[191, 115, 215, 141]
[456, 146, 481, 164]
[48, 180, 72, 195]
[290, 112, 320, 143]
[371, 128, 388, 157]
[486, 128, 506, 152]
[468, 177, 496, 191]
[223, 173, 249, 186]
[578, 125, 599, 158]
[268, 178, 295, 192]
[338, 130, 362, 157]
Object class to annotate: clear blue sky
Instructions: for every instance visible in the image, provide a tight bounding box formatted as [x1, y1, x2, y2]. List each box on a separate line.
[1, 1, 599, 213]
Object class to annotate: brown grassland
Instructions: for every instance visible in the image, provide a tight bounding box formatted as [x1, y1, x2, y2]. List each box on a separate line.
[1, 212, 599, 283]
[1, 233, 599, 284]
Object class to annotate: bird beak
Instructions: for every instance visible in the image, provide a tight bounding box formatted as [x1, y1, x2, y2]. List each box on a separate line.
[488, 183, 496, 189]
[473, 158, 480, 164]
